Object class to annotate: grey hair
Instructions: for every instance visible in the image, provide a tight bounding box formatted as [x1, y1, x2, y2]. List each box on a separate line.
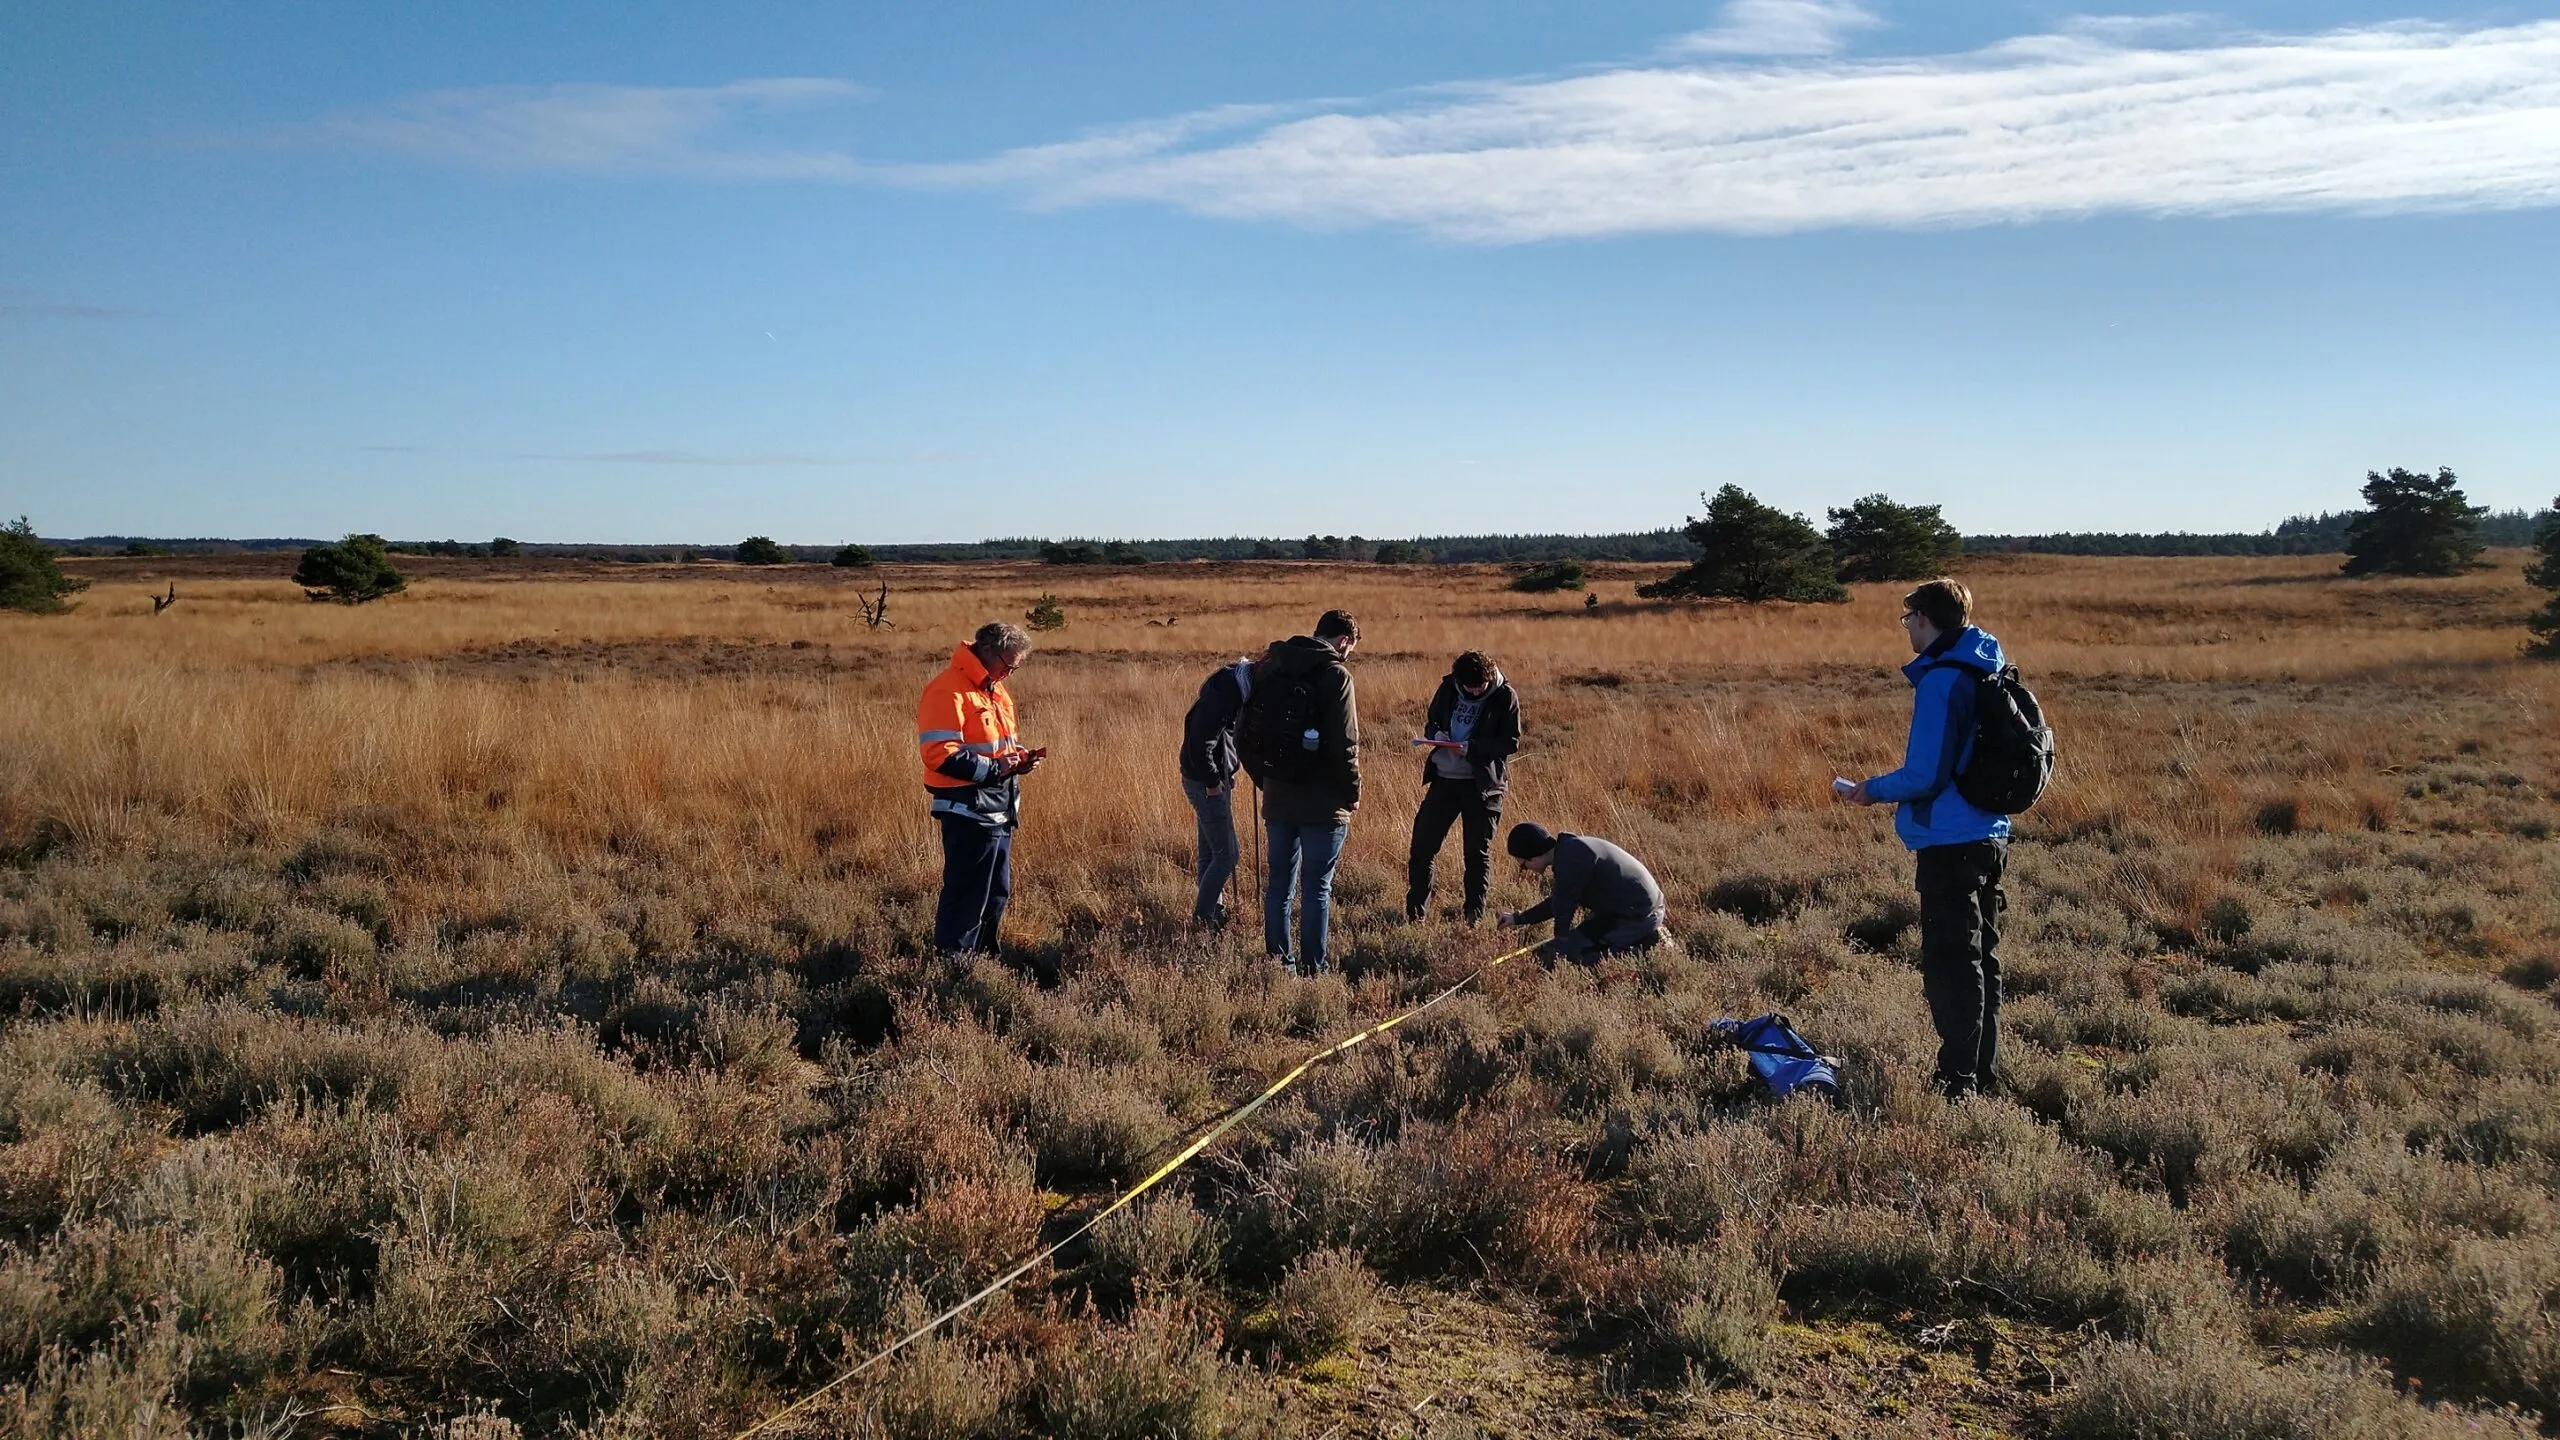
[972, 621, 1032, 662]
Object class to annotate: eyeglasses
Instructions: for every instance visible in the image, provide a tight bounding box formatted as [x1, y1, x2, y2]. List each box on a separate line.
[1898, 611, 1921, 623]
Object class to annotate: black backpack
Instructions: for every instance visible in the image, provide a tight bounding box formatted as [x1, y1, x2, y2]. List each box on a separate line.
[1955, 664, 2055, 815]
[1236, 658, 1330, 786]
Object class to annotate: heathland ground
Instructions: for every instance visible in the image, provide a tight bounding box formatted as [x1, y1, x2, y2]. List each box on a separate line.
[2, 551, 2556, 1438]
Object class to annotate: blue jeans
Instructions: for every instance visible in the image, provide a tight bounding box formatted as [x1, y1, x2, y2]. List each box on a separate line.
[933, 815, 1013, 956]
[1265, 820, 1349, 973]
[1183, 778, 1240, 925]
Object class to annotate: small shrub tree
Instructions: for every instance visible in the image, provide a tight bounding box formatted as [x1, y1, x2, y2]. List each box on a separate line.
[0, 517, 88, 613]
[1026, 594, 1066, 631]
[1510, 558, 1587, 593]
[1826, 494, 1962, 582]
[2526, 496, 2560, 659]
[2342, 467, 2484, 577]
[489, 537, 521, 557]
[832, 544, 875, 569]
[293, 533, 406, 603]
[1638, 486, 1847, 603]
[735, 536, 788, 565]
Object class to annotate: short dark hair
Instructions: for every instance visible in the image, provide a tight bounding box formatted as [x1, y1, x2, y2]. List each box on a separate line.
[972, 621, 1031, 662]
[1314, 609, 1359, 643]
[1506, 822, 1557, 860]
[1452, 651, 1495, 687]
[1903, 578, 1971, 633]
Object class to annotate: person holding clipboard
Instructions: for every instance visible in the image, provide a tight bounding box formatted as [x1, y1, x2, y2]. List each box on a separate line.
[1404, 650, 1522, 926]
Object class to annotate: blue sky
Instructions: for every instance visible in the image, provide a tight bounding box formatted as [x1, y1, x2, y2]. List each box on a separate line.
[4, 1, 2557, 544]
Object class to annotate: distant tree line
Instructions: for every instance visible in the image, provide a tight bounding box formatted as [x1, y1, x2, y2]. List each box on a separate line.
[1969, 505, 2538, 557]
[24, 477, 2546, 576]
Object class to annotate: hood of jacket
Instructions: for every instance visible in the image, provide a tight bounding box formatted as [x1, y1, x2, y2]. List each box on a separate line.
[1902, 626, 2004, 686]
[1268, 634, 1347, 678]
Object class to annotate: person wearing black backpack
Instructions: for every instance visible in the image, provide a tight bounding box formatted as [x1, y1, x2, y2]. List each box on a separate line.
[1841, 577, 2039, 1101]
[1235, 610, 1361, 974]
[1405, 651, 1521, 926]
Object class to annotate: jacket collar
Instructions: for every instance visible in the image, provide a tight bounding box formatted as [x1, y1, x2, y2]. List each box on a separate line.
[950, 643, 995, 689]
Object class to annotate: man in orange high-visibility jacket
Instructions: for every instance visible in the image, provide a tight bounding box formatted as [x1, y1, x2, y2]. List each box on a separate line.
[918, 621, 1045, 956]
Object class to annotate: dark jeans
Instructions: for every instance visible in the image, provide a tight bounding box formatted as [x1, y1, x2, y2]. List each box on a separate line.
[1184, 778, 1240, 925]
[1406, 778, 1500, 922]
[1916, 839, 2007, 1097]
[934, 815, 1013, 956]
[1548, 909, 1666, 965]
[1265, 820, 1349, 974]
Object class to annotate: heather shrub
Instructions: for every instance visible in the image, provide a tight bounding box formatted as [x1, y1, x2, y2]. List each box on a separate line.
[2348, 1235, 2560, 1414]
[2216, 1175, 2397, 1303]
[1610, 1235, 1778, 1382]
[0, 1316, 196, 1440]
[1615, 1122, 1787, 1245]
[1266, 1246, 1381, 1362]
[2055, 1338, 2537, 1440]
[833, 1320, 1026, 1440]
[1080, 1194, 1222, 1308]
[842, 1163, 1047, 1315]
[1025, 1300, 1282, 1440]
[1223, 1135, 1382, 1280]
[1368, 1120, 1595, 1285]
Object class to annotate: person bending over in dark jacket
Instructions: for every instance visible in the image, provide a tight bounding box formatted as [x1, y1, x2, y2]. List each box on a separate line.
[1252, 610, 1361, 974]
[1839, 576, 2011, 1099]
[1177, 649, 1267, 929]
[1406, 651, 1521, 925]
[1496, 823, 1664, 964]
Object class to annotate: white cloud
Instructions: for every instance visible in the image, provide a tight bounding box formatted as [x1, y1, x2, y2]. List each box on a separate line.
[266, 78, 875, 180]
[1670, 0, 1883, 56]
[255, 18, 2560, 241]
[941, 18, 2560, 240]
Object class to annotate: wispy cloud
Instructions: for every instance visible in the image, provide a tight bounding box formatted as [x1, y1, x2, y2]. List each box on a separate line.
[1669, 0, 1882, 57]
[947, 18, 2560, 240]
[251, 78, 876, 179]
[252, 17, 2560, 240]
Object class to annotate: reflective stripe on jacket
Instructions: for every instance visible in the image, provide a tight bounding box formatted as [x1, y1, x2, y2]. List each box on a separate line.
[918, 643, 1022, 826]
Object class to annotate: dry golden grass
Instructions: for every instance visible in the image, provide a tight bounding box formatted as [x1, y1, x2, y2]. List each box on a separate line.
[8, 551, 2553, 945]
[3, 548, 2557, 1438]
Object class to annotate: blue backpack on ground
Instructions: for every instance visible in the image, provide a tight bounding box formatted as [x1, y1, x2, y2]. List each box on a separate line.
[1709, 1014, 1841, 1101]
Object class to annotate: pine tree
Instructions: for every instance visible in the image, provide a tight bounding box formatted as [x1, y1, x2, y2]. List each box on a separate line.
[293, 533, 406, 604]
[0, 517, 87, 613]
[2525, 497, 2560, 659]
[1826, 494, 1963, 582]
[1638, 486, 1847, 603]
[2341, 467, 2485, 577]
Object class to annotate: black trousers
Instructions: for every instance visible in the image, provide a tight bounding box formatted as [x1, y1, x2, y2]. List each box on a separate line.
[1406, 778, 1501, 921]
[1916, 839, 2007, 1097]
[934, 815, 1013, 956]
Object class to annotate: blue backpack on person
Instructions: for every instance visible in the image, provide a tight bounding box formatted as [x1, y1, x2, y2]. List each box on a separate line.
[1709, 1014, 1841, 1101]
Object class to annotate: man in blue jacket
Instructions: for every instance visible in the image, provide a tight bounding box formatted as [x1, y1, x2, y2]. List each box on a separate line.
[1842, 578, 2010, 1099]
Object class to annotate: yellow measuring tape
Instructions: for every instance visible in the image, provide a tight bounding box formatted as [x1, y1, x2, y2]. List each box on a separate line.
[734, 940, 1544, 1439]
